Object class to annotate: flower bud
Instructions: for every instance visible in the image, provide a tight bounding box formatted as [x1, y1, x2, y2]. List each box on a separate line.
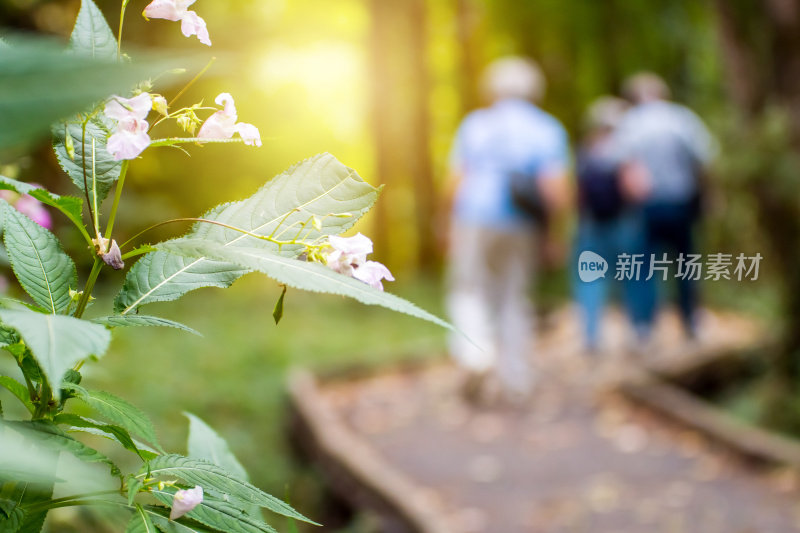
[170, 486, 203, 520]
[101, 240, 124, 270]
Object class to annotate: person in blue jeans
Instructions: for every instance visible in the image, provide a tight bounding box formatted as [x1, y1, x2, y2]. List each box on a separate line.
[614, 73, 715, 339]
[573, 97, 651, 352]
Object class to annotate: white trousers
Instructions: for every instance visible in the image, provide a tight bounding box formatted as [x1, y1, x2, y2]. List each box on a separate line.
[446, 222, 537, 394]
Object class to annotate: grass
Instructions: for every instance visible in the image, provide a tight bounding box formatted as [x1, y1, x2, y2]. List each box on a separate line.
[78, 274, 448, 521]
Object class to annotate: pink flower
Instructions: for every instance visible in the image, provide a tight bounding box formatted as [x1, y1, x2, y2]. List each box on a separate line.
[353, 261, 395, 290]
[143, 0, 211, 46]
[326, 233, 372, 276]
[14, 194, 52, 229]
[325, 233, 394, 291]
[105, 94, 153, 161]
[170, 486, 203, 520]
[0, 187, 52, 229]
[105, 93, 152, 122]
[197, 93, 262, 147]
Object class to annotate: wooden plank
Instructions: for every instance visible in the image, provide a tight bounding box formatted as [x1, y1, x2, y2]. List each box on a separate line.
[287, 370, 455, 533]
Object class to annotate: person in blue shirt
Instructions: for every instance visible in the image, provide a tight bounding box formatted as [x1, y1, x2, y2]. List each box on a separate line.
[614, 72, 715, 341]
[445, 57, 570, 403]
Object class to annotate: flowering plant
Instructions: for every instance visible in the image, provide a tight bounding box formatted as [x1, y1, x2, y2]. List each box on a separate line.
[0, 2, 447, 532]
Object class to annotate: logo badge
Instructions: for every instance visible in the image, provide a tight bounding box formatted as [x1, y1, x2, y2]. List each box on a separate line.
[578, 250, 608, 282]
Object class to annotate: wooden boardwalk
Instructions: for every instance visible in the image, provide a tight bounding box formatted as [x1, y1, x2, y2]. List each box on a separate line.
[291, 309, 800, 533]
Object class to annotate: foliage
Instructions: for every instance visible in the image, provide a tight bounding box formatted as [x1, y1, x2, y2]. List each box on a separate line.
[0, 1, 448, 532]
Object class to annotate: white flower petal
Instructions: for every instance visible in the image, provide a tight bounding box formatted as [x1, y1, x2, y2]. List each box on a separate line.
[214, 93, 237, 118]
[144, 0, 183, 21]
[353, 261, 394, 291]
[105, 93, 152, 122]
[328, 233, 373, 257]
[234, 122, 262, 147]
[180, 10, 211, 46]
[107, 120, 151, 161]
[170, 486, 203, 520]
[197, 111, 237, 139]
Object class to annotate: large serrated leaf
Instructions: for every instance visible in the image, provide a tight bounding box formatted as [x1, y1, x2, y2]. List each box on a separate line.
[115, 153, 379, 314]
[3, 420, 118, 476]
[91, 315, 201, 336]
[70, 0, 117, 60]
[185, 413, 249, 481]
[147, 508, 218, 533]
[151, 489, 277, 533]
[142, 455, 314, 525]
[126, 504, 158, 533]
[159, 240, 452, 330]
[2, 202, 77, 314]
[185, 413, 258, 517]
[0, 176, 87, 239]
[65, 384, 162, 452]
[52, 115, 122, 207]
[0, 309, 110, 397]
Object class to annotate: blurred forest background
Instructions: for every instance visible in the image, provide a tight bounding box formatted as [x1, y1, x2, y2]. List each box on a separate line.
[4, 0, 800, 530]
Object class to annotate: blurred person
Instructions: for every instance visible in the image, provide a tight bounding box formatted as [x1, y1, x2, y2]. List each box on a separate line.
[615, 72, 716, 340]
[573, 97, 650, 353]
[445, 56, 570, 403]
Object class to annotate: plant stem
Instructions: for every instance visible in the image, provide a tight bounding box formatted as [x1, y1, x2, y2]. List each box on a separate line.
[104, 160, 129, 242]
[117, 0, 130, 61]
[74, 258, 102, 319]
[120, 217, 308, 251]
[169, 56, 216, 108]
[92, 138, 100, 234]
[24, 492, 123, 514]
[33, 379, 51, 419]
[80, 120, 98, 236]
[149, 137, 245, 147]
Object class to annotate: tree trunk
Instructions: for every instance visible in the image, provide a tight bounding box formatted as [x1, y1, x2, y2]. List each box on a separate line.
[408, 0, 438, 271]
[368, 0, 394, 263]
[711, 0, 766, 116]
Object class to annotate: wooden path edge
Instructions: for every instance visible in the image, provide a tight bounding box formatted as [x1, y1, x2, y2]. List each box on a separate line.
[617, 345, 800, 469]
[286, 369, 456, 533]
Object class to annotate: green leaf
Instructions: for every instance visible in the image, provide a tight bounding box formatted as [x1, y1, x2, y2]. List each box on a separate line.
[147, 507, 220, 533]
[151, 489, 277, 533]
[65, 384, 162, 452]
[126, 504, 158, 533]
[142, 455, 315, 525]
[159, 241, 452, 330]
[2, 202, 78, 314]
[272, 286, 286, 325]
[3, 420, 118, 476]
[114, 153, 379, 314]
[52, 115, 122, 207]
[70, 0, 117, 60]
[54, 413, 156, 461]
[127, 476, 144, 507]
[0, 506, 24, 533]
[0, 309, 110, 397]
[184, 413, 259, 518]
[91, 315, 201, 336]
[0, 37, 195, 151]
[185, 413, 250, 482]
[0, 376, 33, 414]
[0, 176, 87, 241]
[0, 325, 19, 348]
